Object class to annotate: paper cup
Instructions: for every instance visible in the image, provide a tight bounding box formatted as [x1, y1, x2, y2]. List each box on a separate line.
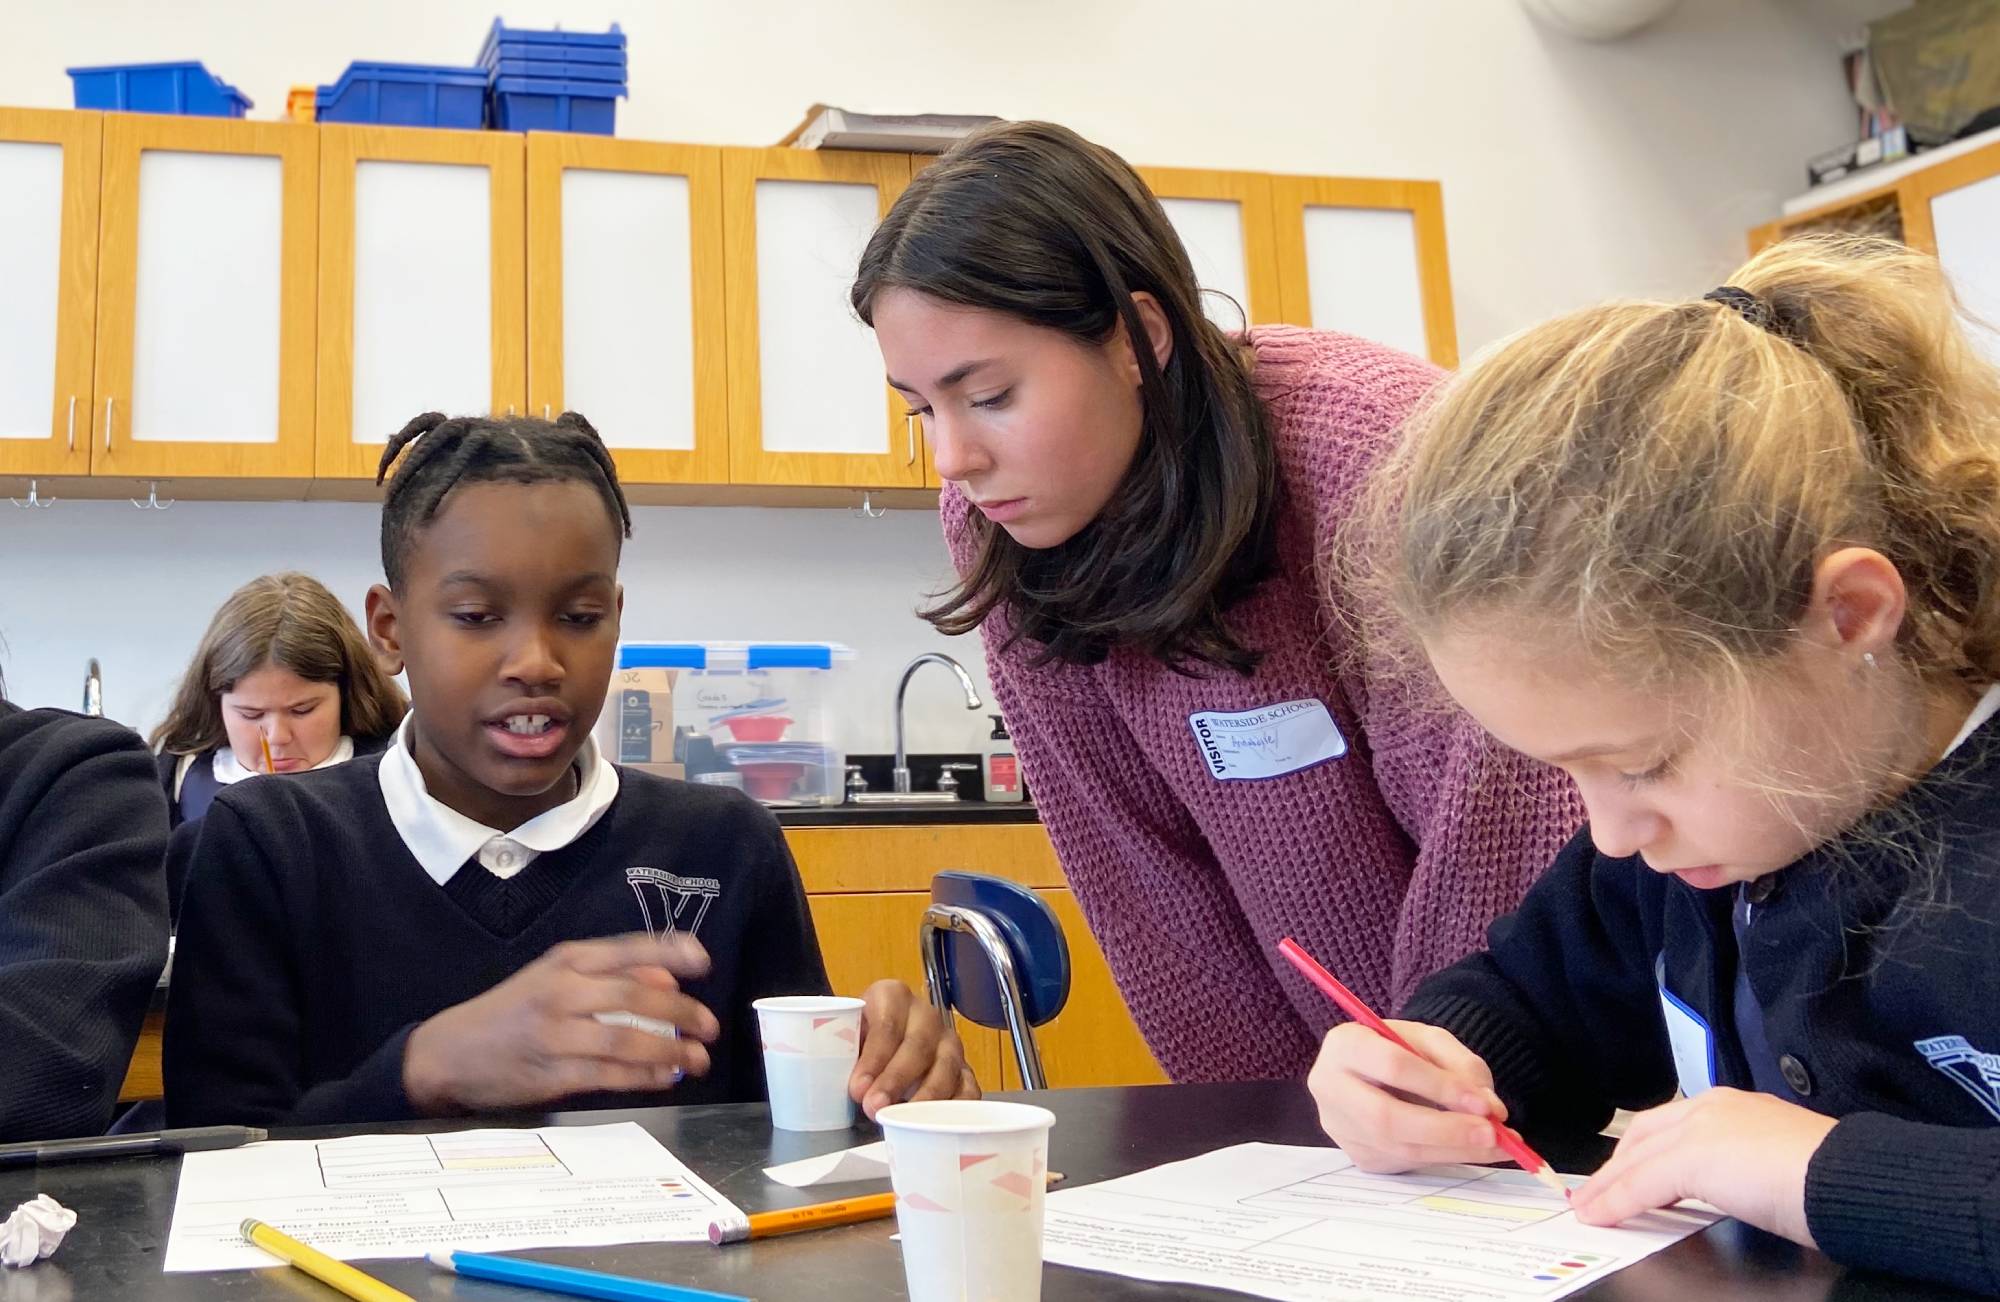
[878, 1099, 1056, 1302]
[753, 995, 865, 1131]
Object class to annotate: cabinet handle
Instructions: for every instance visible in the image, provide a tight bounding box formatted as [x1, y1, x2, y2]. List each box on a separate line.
[66, 396, 75, 452]
[543, 403, 552, 420]
[104, 397, 114, 452]
[906, 413, 917, 466]
[506, 405, 516, 418]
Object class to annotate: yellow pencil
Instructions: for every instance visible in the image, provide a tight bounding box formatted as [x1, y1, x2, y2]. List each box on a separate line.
[240, 1218, 413, 1302]
[259, 734, 274, 774]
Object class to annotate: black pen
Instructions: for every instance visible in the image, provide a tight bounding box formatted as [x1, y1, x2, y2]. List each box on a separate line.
[0, 1125, 266, 1167]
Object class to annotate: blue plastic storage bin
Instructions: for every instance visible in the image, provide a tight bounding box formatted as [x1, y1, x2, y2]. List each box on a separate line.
[315, 62, 488, 129]
[483, 40, 627, 68]
[490, 76, 624, 134]
[487, 57, 627, 83]
[66, 62, 252, 117]
[476, 19, 625, 70]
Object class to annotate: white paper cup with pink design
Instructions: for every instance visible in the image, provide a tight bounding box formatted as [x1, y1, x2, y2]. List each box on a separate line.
[877, 1099, 1057, 1302]
[753, 995, 865, 1131]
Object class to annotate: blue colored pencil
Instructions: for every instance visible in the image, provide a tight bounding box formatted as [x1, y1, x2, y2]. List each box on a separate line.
[426, 1249, 750, 1302]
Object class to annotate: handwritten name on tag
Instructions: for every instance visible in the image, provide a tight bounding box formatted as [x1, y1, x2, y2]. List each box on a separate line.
[1188, 699, 1347, 781]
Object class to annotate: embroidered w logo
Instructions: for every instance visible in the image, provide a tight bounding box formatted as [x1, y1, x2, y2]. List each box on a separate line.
[626, 867, 722, 940]
[1916, 1035, 2000, 1122]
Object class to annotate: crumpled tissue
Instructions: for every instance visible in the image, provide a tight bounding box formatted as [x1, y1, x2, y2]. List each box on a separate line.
[0, 1196, 75, 1268]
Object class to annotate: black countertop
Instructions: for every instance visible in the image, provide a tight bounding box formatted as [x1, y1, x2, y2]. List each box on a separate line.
[0, 1081, 1957, 1300]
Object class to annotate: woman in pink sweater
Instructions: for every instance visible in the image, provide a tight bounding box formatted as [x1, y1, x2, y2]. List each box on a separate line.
[851, 121, 1583, 1082]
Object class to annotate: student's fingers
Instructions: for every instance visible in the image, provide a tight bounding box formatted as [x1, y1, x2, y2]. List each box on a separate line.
[1572, 1096, 1708, 1216]
[1319, 1068, 1502, 1156]
[1571, 1128, 1691, 1229]
[898, 1032, 970, 1106]
[546, 1016, 716, 1076]
[553, 973, 721, 1043]
[862, 1003, 948, 1118]
[851, 981, 914, 1098]
[955, 1065, 982, 1100]
[1343, 1028, 1495, 1118]
[546, 933, 712, 980]
[1394, 1023, 1502, 1117]
[540, 1054, 700, 1101]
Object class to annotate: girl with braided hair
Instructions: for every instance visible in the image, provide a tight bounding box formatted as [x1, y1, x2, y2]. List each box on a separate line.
[165, 411, 977, 1126]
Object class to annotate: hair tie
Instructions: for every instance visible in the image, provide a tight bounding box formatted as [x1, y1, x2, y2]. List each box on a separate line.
[1703, 285, 1775, 331]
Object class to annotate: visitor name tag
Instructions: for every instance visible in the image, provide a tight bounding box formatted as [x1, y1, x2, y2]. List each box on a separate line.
[1188, 699, 1347, 781]
[1657, 958, 1715, 1097]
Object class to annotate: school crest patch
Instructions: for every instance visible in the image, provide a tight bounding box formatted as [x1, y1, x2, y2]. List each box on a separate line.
[1916, 1035, 2000, 1122]
[626, 867, 721, 940]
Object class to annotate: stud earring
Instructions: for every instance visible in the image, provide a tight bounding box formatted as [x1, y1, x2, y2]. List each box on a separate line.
[1863, 652, 1878, 669]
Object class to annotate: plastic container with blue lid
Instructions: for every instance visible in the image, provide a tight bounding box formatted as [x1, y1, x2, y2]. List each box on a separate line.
[601, 642, 854, 805]
[67, 62, 252, 117]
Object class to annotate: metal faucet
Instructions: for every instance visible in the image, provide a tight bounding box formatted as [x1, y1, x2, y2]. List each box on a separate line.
[893, 653, 984, 794]
[82, 659, 102, 717]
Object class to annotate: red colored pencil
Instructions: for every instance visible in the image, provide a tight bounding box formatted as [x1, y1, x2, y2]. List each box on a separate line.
[1277, 936, 1569, 1197]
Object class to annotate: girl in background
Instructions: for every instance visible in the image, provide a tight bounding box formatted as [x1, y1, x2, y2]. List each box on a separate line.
[152, 571, 406, 833]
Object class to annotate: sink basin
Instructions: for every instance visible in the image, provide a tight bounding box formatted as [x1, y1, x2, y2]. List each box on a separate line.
[848, 791, 964, 805]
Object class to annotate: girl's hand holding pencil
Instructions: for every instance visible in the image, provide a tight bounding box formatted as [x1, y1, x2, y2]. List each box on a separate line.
[1283, 938, 1563, 1193]
[1306, 1017, 1517, 1174]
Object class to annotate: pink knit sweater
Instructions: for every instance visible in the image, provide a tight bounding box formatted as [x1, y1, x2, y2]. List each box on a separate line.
[943, 327, 1585, 1083]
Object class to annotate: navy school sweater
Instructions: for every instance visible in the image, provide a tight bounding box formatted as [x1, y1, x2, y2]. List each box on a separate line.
[163, 755, 830, 1128]
[1401, 711, 2000, 1294]
[0, 702, 169, 1140]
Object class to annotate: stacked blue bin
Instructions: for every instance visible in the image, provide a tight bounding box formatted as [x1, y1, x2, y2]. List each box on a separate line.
[67, 62, 252, 117]
[316, 62, 488, 129]
[478, 19, 627, 135]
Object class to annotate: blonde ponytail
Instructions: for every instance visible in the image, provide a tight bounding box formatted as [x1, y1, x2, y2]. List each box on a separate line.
[1365, 233, 2000, 692]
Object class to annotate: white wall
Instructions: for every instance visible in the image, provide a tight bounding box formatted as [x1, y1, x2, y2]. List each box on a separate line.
[0, 499, 985, 754]
[0, 0, 1883, 747]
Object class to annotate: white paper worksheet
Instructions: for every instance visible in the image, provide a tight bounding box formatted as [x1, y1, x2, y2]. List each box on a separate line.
[1043, 1143, 1719, 1302]
[165, 1123, 741, 1273]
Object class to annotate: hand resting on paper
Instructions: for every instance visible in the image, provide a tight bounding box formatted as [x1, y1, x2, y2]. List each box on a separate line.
[1306, 1019, 1512, 1171]
[403, 932, 719, 1114]
[1570, 1087, 1834, 1246]
[849, 980, 981, 1119]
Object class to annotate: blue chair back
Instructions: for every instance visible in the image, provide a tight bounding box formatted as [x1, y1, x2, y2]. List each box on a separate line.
[930, 870, 1071, 1028]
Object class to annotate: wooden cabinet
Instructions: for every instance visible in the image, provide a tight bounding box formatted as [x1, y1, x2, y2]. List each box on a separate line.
[1271, 176, 1458, 368]
[526, 134, 730, 485]
[1748, 136, 2000, 369]
[1137, 167, 1286, 329]
[0, 108, 99, 477]
[720, 147, 923, 489]
[6, 109, 1464, 501]
[1909, 145, 2000, 368]
[95, 114, 319, 479]
[316, 126, 525, 480]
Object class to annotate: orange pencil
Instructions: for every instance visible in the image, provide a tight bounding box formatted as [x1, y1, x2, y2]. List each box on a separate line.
[1277, 936, 1569, 1197]
[708, 1192, 896, 1244]
[259, 734, 274, 774]
[707, 1172, 1065, 1245]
